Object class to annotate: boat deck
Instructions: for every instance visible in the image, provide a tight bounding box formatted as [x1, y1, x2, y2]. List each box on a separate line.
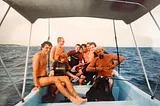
[39, 101, 139, 106]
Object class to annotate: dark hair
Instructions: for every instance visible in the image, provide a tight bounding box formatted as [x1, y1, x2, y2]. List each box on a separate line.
[90, 42, 97, 47]
[41, 41, 52, 50]
[75, 44, 81, 48]
[81, 44, 86, 48]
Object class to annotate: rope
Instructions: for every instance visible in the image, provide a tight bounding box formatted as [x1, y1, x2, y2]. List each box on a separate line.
[0, 57, 24, 102]
[22, 24, 33, 98]
[129, 24, 154, 97]
[113, 20, 120, 74]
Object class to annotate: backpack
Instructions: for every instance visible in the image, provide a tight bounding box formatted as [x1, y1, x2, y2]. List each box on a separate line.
[86, 77, 114, 101]
[41, 84, 57, 103]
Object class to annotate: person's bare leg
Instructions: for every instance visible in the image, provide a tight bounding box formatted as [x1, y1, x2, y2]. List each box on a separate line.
[55, 82, 66, 95]
[38, 77, 80, 105]
[58, 76, 87, 102]
[54, 77, 82, 104]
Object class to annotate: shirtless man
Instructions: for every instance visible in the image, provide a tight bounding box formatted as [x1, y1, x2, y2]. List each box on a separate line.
[81, 44, 89, 64]
[32, 41, 87, 105]
[88, 42, 97, 63]
[86, 46, 124, 88]
[81, 42, 97, 84]
[50, 37, 65, 62]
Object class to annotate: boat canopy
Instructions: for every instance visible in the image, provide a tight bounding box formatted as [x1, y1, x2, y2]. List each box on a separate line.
[3, 0, 160, 24]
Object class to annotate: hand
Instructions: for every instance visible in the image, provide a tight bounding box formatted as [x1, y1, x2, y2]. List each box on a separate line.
[78, 63, 83, 66]
[32, 86, 39, 91]
[71, 66, 77, 72]
[72, 76, 79, 82]
[73, 75, 79, 80]
[49, 70, 54, 77]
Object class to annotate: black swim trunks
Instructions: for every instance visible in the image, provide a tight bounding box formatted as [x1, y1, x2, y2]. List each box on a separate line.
[37, 75, 48, 79]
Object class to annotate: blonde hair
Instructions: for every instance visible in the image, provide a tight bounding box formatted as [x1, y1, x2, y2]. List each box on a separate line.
[58, 53, 68, 60]
[57, 37, 64, 43]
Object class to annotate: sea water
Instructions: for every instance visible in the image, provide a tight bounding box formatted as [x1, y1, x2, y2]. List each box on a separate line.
[0, 45, 160, 106]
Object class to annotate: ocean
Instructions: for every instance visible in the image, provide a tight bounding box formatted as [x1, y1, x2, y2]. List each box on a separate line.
[0, 45, 160, 106]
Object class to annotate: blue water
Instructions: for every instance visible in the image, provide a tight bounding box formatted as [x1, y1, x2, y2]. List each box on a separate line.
[0, 45, 160, 106]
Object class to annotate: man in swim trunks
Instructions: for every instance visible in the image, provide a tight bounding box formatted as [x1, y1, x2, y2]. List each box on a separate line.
[32, 41, 87, 105]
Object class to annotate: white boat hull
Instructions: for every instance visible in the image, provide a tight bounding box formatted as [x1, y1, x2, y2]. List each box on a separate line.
[16, 72, 160, 106]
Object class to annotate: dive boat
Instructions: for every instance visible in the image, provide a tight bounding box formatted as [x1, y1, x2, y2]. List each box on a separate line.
[1, 0, 160, 106]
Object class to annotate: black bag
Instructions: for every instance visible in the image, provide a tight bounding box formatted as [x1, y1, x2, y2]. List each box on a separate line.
[41, 84, 57, 103]
[86, 77, 114, 101]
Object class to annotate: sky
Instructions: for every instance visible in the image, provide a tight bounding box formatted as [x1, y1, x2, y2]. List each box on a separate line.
[0, 1, 160, 47]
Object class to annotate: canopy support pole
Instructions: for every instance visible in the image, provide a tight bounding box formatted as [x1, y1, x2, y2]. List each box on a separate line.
[113, 20, 120, 74]
[47, 18, 51, 72]
[22, 24, 33, 99]
[48, 18, 50, 41]
[0, 57, 24, 102]
[149, 12, 160, 34]
[129, 24, 154, 99]
[0, 5, 11, 27]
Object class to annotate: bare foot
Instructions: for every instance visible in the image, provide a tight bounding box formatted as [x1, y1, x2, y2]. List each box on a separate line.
[76, 95, 87, 102]
[69, 96, 81, 105]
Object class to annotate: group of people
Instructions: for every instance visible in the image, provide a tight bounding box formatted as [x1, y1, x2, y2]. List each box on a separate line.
[32, 37, 124, 105]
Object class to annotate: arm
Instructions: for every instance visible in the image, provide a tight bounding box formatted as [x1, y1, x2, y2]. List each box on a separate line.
[66, 71, 78, 79]
[67, 50, 74, 56]
[86, 58, 102, 72]
[50, 46, 56, 62]
[65, 63, 78, 79]
[32, 54, 40, 90]
[111, 55, 124, 69]
[49, 62, 55, 77]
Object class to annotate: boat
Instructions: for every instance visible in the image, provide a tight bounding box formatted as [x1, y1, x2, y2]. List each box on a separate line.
[1, 0, 160, 106]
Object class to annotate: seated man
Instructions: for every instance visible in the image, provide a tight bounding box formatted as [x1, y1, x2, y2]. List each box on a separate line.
[82, 42, 97, 84]
[86, 46, 124, 89]
[67, 44, 85, 85]
[32, 41, 87, 105]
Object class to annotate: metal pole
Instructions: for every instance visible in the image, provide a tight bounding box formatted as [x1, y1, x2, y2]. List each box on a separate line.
[48, 18, 50, 41]
[149, 11, 160, 34]
[22, 24, 33, 98]
[47, 18, 51, 72]
[0, 5, 11, 27]
[129, 24, 154, 97]
[113, 20, 120, 74]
